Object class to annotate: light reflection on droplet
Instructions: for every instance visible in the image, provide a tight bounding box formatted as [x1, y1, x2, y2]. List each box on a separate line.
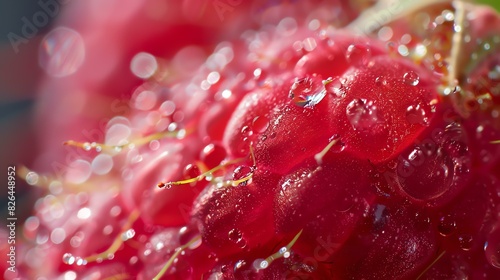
[398, 45, 410, 56]
[50, 228, 66, 244]
[66, 160, 92, 184]
[303, 37, 317, 52]
[103, 225, 114, 235]
[130, 52, 158, 79]
[159, 100, 176, 116]
[77, 207, 92, 220]
[63, 271, 77, 280]
[70, 232, 85, 248]
[207, 71, 221, 84]
[39, 27, 85, 77]
[277, 17, 298, 36]
[110, 206, 122, 217]
[378, 26, 393, 41]
[149, 140, 160, 151]
[91, 154, 113, 175]
[105, 123, 131, 147]
[308, 19, 320, 30]
[26, 172, 39, 185]
[134, 90, 158, 111]
[221, 89, 232, 99]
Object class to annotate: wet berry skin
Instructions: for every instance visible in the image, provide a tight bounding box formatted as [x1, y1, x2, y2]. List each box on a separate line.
[9, 1, 500, 280]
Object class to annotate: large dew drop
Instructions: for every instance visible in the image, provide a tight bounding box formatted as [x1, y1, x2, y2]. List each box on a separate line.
[289, 76, 328, 108]
[485, 227, 500, 269]
[345, 44, 372, 65]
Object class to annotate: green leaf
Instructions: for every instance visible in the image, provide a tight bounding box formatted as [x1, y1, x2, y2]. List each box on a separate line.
[477, 0, 500, 12]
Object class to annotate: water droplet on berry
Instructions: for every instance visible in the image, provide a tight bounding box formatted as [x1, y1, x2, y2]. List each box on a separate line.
[82, 142, 91, 151]
[234, 260, 245, 270]
[277, 17, 298, 36]
[179, 226, 201, 248]
[345, 44, 371, 65]
[62, 253, 75, 265]
[228, 228, 243, 243]
[406, 104, 429, 125]
[289, 76, 327, 108]
[121, 229, 136, 241]
[184, 163, 201, 180]
[232, 165, 253, 187]
[375, 76, 387, 86]
[328, 134, 346, 153]
[403, 71, 419, 86]
[201, 143, 227, 168]
[77, 207, 91, 220]
[458, 234, 473, 251]
[325, 77, 346, 99]
[252, 116, 269, 134]
[253, 259, 269, 270]
[160, 100, 176, 116]
[346, 98, 381, 131]
[485, 227, 500, 268]
[438, 214, 456, 236]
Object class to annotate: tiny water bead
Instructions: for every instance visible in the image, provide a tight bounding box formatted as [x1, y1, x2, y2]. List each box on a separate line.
[345, 98, 381, 131]
[62, 253, 87, 266]
[228, 228, 243, 243]
[406, 103, 430, 126]
[375, 76, 388, 86]
[438, 214, 457, 236]
[253, 259, 269, 270]
[121, 229, 136, 241]
[403, 71, 420, 86]
[458, 234, 473, 251]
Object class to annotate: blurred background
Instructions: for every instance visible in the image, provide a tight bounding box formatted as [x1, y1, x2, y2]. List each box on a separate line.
[0, 1, 57, 221]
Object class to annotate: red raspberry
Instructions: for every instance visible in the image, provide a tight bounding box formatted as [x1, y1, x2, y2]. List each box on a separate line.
[7, 1, 500, 280]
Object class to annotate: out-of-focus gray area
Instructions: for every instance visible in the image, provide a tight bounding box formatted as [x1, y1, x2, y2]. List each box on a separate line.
[0, 1, 57, 220]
